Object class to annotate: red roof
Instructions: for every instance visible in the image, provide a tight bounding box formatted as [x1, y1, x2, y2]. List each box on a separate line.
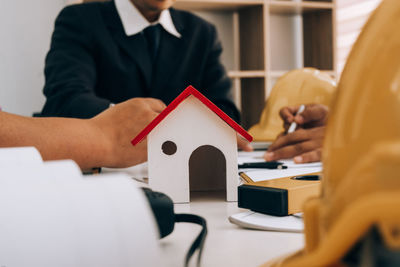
[131, 85, 253, 145]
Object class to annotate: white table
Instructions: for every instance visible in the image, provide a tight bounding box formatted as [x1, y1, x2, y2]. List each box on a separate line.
[161, 192, 304, 267]
[103, 164, 305, 267]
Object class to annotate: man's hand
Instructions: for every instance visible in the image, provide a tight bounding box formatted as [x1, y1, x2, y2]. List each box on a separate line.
[90, 98, 166, 168]
[264, 104, 329, 163]
[237, 134, 253, 152]
[279, 104, 328, 130]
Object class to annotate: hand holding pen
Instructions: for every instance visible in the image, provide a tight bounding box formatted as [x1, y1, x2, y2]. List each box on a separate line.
[281, 104, 327, 131]
[287, 104, 305, 133]
[264, 104, 329, 164]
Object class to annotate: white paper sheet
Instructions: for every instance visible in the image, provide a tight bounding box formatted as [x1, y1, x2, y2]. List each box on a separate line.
[238, 151, 322, 182]
[229, 211, 303, 232]
[237, 150, 265, 164]
[102, 162, 148, 178]
[102, 162, 150, 186]
[240, 166, 321, 182]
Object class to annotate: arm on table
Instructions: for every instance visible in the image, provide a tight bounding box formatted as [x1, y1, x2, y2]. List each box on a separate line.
[0, 98, 165, 170]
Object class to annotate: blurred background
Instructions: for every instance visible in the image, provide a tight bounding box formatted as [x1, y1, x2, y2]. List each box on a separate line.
[0, 0, 381, 127]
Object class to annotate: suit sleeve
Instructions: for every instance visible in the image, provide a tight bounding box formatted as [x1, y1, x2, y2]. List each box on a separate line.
[41, 6, 110, 118]
[201, 25, 241, 123]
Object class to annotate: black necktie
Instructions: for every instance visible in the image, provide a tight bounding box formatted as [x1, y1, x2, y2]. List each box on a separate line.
[143, 24, 162, 62]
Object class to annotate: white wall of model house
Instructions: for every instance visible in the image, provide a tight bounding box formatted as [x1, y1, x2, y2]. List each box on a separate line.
[148, 95, 238, 203]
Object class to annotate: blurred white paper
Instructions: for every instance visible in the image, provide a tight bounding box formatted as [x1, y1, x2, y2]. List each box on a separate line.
[0, 160, 162, 267]
[237, 150, 265, 164]
[0, 146, 43, 165]
[102, 162, 148, 179]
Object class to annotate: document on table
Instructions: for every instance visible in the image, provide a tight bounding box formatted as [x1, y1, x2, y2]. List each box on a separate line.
[237, 150, 266, 164]
[102, 162, 149, 185]
[238, 151, 322, 182]
[229, 211, 303, 233]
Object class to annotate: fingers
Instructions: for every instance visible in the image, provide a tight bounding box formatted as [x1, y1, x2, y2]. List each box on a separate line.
[265, 127, 325, 161]
[295, 104, 329, 127]
[293, 148, 322, 163]
[144, 98, 166, 112]
[237, 135, 253, 152]
[110, 98, 165, 115]
[265, 138, 321, 161]
[280, 106, 305, 131]
[279, 104, 329, 130]
[279, 106, 299, 124]
[268, 128, 316, 152]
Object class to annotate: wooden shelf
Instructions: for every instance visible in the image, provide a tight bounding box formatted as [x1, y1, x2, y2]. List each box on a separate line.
[173, 0, 336, 128]
[269, 70, 336, 78]
[228, 70, 266, 78]
[269, 70, 289, 78]
[175, 0, 333, 12]
[269, 1, 334, 14]
[174, 0, 263, 11]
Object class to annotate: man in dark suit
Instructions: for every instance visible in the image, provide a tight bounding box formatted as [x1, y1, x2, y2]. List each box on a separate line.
[40, 0, 240, 124]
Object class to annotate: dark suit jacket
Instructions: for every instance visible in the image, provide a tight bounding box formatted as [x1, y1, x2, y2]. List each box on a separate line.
[41, 0, 240, 122]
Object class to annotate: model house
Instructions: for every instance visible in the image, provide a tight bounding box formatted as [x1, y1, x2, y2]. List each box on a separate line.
[132, 86, 252, 203]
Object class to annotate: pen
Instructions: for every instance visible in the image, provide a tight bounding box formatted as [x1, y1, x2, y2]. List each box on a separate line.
[287, 104, 305, 133]
[238, 162, 287, 169]
[239, 172, 253, 183]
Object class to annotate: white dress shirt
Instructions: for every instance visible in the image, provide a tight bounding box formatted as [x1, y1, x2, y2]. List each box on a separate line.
[114, 0, 181, 38]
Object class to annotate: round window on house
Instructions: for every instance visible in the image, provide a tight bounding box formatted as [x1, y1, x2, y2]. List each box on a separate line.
[162, 141, 177, 155]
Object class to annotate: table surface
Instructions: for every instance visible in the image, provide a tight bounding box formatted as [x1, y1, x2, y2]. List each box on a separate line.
[160, 192, 304, 267]
[103, 162, 305, 267]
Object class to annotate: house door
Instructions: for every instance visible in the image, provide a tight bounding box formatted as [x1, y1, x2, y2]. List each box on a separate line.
[189, 145, 226, 197]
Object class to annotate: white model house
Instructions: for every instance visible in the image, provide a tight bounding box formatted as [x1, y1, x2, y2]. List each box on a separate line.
[131, 86, 253, 203]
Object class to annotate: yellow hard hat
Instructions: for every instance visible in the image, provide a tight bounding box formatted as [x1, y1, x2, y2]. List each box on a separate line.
[249, 68, 336, 141]
[263, 0, 400, 266]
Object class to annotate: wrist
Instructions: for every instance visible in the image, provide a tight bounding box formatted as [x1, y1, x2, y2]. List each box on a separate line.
[87, 117, 115, 167]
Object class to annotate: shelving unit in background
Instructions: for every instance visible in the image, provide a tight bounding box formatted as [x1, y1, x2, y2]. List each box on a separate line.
[79, 0, 336, 129]
[175, 0, 336, 129]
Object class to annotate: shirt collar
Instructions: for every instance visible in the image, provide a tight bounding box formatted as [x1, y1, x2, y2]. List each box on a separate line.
[114, 0, 181, 38]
